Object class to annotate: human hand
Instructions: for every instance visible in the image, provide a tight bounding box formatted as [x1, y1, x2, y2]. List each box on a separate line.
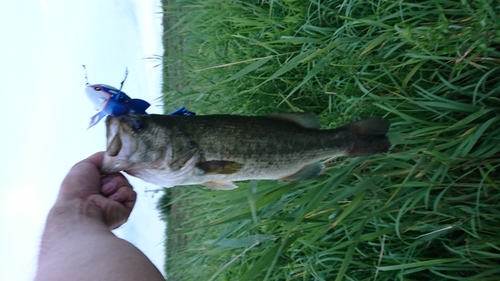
[58, 152, 137, 229]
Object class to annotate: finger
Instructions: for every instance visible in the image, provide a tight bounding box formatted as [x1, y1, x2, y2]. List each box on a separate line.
[109, 185, 137, 211]
[77, 151, 105, 167]
[60, 152, 105, 198]
[88, 195, 131, 229]
[100, 173, 131, 195]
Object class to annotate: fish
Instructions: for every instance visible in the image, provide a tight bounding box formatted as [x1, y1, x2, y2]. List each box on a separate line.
[101, 113, 391, 190]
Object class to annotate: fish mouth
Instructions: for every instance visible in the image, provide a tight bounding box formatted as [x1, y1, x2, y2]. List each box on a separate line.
[101, 116, 138, 174]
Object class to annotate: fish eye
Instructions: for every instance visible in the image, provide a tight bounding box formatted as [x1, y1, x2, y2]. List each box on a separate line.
[130, 118, 146, 133]
[93, 86, 102, 91]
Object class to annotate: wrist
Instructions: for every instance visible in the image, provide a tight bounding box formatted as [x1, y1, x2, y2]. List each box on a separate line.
[37, 196, 115, 269]
[48, 196, 105, 227]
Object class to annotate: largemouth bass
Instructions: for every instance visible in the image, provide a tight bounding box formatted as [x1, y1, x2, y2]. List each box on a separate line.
[101, 113, 390, 189]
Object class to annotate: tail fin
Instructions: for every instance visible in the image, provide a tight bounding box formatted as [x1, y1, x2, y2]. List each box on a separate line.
[339, 118, 391, 156]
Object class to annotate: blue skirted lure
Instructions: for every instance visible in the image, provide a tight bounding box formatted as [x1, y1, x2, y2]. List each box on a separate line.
[83, 65, 195, 128]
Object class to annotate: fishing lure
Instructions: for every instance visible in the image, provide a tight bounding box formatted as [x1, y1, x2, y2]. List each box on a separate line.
[83, 65, 195, 128]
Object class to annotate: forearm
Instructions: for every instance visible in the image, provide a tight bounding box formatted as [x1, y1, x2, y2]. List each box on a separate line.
[35, 199, 164, 281]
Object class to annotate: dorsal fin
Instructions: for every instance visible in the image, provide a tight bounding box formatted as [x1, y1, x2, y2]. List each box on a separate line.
[267, 113, 322, 129]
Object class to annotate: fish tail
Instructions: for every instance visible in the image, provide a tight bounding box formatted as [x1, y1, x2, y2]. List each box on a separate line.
[339, 118, 391, 156]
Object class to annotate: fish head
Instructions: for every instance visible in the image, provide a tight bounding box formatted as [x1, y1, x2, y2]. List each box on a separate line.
[101, 114, 170, 174]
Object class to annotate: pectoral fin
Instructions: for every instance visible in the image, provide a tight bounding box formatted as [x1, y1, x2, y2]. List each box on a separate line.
[203, 181, 238, 190]
[196, 160, 243, 175]
[280, 162, 325, 182]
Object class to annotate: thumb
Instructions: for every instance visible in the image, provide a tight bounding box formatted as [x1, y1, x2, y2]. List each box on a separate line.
[60, 152, 105, 198]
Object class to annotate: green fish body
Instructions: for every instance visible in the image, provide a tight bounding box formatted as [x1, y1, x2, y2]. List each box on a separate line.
[101, 113, 390, 189]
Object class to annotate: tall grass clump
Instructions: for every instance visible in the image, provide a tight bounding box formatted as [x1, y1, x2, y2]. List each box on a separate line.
[160, 0, 500, 280]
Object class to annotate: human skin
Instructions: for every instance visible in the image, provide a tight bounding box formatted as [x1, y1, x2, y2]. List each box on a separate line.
[34, 152, 164, 281]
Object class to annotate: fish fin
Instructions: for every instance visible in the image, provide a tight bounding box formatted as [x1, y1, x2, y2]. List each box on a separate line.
[203, 181, 238, 190]
[339, 118, 391, 156]
[347, 135, 391, 156]
[281, 162, 325, 182]
[196, 160, 244, 175]
[339, 118, 390, 135]
[268, 113, 322, 129]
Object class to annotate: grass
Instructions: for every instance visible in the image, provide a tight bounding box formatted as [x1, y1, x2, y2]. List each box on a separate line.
[157, 0, 500, 280]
